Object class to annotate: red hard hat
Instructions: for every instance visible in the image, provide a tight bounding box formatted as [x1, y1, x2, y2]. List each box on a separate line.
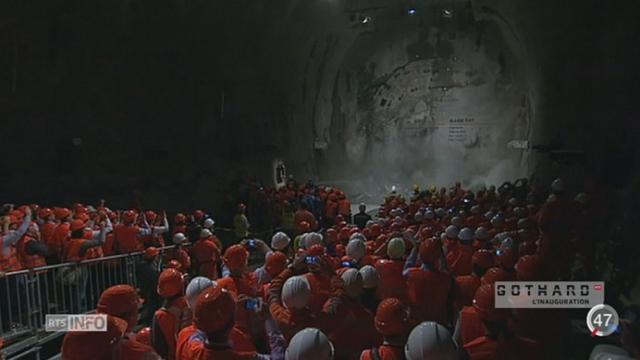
[122, 210, 136, 224]
[299, 221, 311, 233]
[97, 285, 141, 317]
[75, 212, 89, 222]
[144, 211, 157, 223]
[362, 228, 372, 239]
[306, 244, 325, 257]
[349, 228, 360, 237]
[339, 227, 350, 241]
[38, 208, 53, 219]
[419, 239, 441, 264]
[473, 284, 509, 321]
[167, 260, 182, 270]
[70, 219, 86, 232]
[481, 267, 514, 285]
[337, 220, 347, 229]
[374, 298, 410, 336]
[54, 207, 71, 220]
[194, 287, 235, 333]
[326, 228, 338, 243]
[497, 248, 517, 269]
[390, 223, 401, 232]
[515, 255, 542, 281]
[371, 224, 382, 237]
[174, 213, 186, 224]
[265, 251, 288, 278]
[472, 249, 494, 270]
[223, 245, 249, 271]
[144, 247, 160, 259]
[157, 268, 184, 298]
[136, 327, 151, 346]
[193, 210, 205, 220]
[335, 244, 346, 258]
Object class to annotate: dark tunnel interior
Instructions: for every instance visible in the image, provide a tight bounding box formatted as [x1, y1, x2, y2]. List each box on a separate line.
[1, 0, 639, 213]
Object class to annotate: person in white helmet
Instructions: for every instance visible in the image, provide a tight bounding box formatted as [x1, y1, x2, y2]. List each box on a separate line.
[167, 232, 191, 271]
[271, 231, 291, 252]
[203, 218, 215, 230]
[346, 238, 366, 264]
[285, 328, 334, 360]
[359, 265, 380, 313]
[405, 322, 456, 360]
[192, 229, 221, 280]
[374, 237, 408, 301]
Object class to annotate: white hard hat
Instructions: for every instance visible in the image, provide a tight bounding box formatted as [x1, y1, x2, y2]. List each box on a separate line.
[551, 178, 564, 193]
[394, 216, 404, 225]
[365, 220, 375, 228]
[435, 208, 446, 217]
[285, 328, 334, 360]
[501, 237, 514, 249]
[445, 225, 459, 239]
[173, 232, 187, 244]
[424, 210, 435, 220]
[386, 238, 406, 259]
[340, 268, 364, 298]
[350, 232, 366, 242]
[513, 207, 526, 218]
[271, 232, 291, 251]
[490, 215, 504, 227]
[458, 227, 474, 242]
[508, 197, 518, 206]
[414, 212, 425, 223]
[304, 232, 323, 249]
[404, 322, 456, 360]
[470, 205, 481, 215]
[359, 265, 379, 289]
[186, 276, 216, 309]
[390, 209, 400, 218]
[474, 227, 490, 240]
[450, 216, 463, 228]
[484, 211, 494, 220]
[203, 218, 215, 229]
[575, 192, 589, 204]
[282, 276, 311, 309]
[200, 229, 212, 239]
[346, 239, 366, 261]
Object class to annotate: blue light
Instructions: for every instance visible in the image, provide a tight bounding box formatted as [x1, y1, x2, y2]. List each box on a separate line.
[408, 8, 417, 15]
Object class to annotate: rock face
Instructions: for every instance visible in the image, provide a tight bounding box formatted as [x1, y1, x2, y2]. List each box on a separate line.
[0, 0, 638, 209]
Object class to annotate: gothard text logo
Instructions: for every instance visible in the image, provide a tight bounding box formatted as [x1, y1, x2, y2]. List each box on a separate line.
[495, 282, 605, 308]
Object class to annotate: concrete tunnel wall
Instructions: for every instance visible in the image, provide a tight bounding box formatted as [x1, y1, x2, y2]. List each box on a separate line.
[1, 0, 639, 213]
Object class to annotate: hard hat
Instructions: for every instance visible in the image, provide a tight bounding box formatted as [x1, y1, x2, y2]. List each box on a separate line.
[144, 211, 157, 223]
[458, 227, 474, 242]
[173, 232, 187, 245]
[341, 268, 364, 298]
[546, 194, 557, 203]
[496, 247, 517, 269]
[194, 287, 235, 333]
[575, 192, 589, 204]
[470, 205, 481, 215]
[38, 207, 53, 219]
[490, 215, 504, 227]
[474, 227, 490, 241]
[435, 208, 446, 218]
[481, 267, 513, 285]
[325, 228, 338, 243]
[193, 210, 205, 220]
[366, 220, 375, 228]
[174, 213, 186, 223]
[299, 221, 311, 233]
[144, 247, 160, 260]
[515, 255, 542, 281]
[359, 265, 379, 289]
[387, 238, 406, 259]
[375, 298, 410, 336]
[167, 259, 182, 270]
[186, 276, 216, 309]
[265, 251, 288, 278]
[473, 284, 508, 321]
[450, 217, 463, 228]
[306, 233, 324, 248]
[419, 239, 442, 264]
[307, 244, 325, 257]
[338, 227, 350, 242]
[122, 210, 136, 224]
[97, 285, 141, 318]
[136, 327, 152, 346]
[424, 210, 435, 220]
[513, 207, 527, 218]
[350, 232, 366, 242]
[551, 178, 564, 193]
[414, 212, 425, 223]
[203, 218, 215, 229]
[223, 245, 249, 271]
[444, 225, 459, 239]
[484, 211, 494, 220]
[405, 322, 456, 360]
[508, 197, 518, 207]
[282, 275, 311, 309]
[157, 268, 184, 298]
[346, 239, 366, 261]
[285, 328, 334, 360]
[271, 232, 291, 251]
[70, 219, 86, 232]
[472, 249, 494, 270]
[517, 218, 534, 230]
[200, 229, 212, 239]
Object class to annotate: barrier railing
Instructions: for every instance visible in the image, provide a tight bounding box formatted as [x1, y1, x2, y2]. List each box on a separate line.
[0, 245, 178, 359]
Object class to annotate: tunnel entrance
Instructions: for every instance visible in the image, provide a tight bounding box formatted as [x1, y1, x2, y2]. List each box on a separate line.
[317, 3, 531, 199]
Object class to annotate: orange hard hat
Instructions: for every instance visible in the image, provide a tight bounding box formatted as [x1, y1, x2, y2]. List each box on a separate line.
[515, 255, 542, 281]
[362, 227, 372, 239]
[194, 286, 235, 334]
[144, 211, 157, 223]
[61, 315, 127, 360]
[157, 268, 184, 298]
[70, 219, 86, 232]
[223, 245, 249, 271]
[473, 284, 509, 321]
[337, 220, 347, 228]
[54, 207, 71, 220]
[122, 210, 136, 224]
[135, 327, 151, 346]
[374, 298, 410, 336]
[339, 227, 350, 241]
[174, 213, 186, 224]
[306, 244, 325, 257]
[75, 212, 89, 222]
[38, 208, 53, 219]
[419, 239, 441, 264]
[144, 247, 160, 260]
[97, 285, 141, 317]
[371, 224, 382, 237]
[480, 267, 514, 285]
[265, 251, 288, 278]
[299, 221, 311, 233]
[472, 249, 494, 270]
[193, 210, 205, 220]
[496, 248, 517, 269]
[326, 228, 338, 243]
[167, 260, 182, 271]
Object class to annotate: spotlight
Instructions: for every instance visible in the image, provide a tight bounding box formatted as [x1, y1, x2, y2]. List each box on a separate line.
[442, 8, 453, 18]
[407, 8, 417, 15]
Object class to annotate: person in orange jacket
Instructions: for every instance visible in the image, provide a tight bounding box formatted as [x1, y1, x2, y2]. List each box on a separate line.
[151, 268, 190, 360]
[178, 286, 286, 360]
[294, 203, 318, 235]
[51, 207, 72, 262]
[446, 227, 475, 276]
[453, 249, 494, 313]
[168, 233, 192, 271]
[113, 210, 167, 254]
[0, 207, 32, 273]
[38, 208, 58, 264]
[360, 298, 411, 360]
[192, 229, 221, 280]
[337, 192, 352, 223]
[324, 193, 339, 227]
[64, 219, 107, 262]
[463, 284, 542, 360]
[374, 238, 407, 301]
[404, 238, 453, 326]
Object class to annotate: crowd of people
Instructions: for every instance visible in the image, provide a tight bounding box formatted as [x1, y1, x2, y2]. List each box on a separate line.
[1, 177, 639, 359]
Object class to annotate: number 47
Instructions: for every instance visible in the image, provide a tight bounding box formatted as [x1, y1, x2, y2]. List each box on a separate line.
[594, 313, 612, 328]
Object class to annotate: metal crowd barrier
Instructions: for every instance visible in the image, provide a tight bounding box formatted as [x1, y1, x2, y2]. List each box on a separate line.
[0, 245, 178, 360]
